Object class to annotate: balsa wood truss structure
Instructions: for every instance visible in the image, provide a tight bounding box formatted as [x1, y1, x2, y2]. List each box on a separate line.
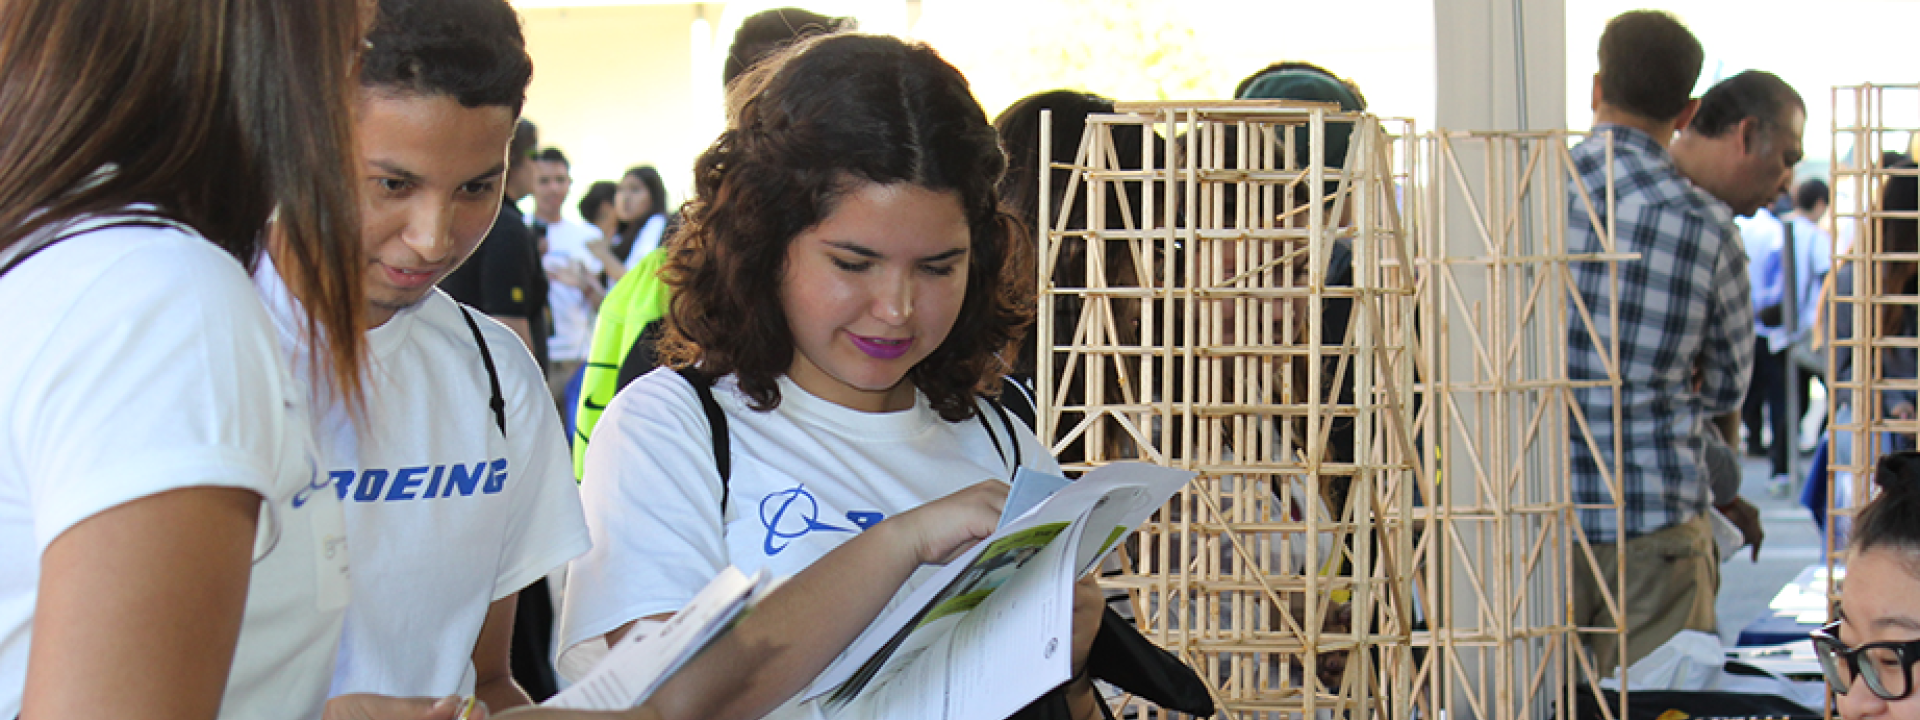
[1826, 84, 1920, 596]
[1033, 101, 1631, 719]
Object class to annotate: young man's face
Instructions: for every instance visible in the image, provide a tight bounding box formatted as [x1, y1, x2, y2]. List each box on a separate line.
[533, 159, 571, 220]
[354, 88, 517, 328]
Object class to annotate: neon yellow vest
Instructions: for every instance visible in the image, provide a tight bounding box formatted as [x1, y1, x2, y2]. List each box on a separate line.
[572, 247, 673, 477]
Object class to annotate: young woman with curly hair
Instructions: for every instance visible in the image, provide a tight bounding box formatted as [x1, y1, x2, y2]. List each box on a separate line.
[557, 32, 1107, 720]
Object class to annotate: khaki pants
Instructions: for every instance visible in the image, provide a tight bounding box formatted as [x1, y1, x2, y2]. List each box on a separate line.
[1572, 513, 1719, 672]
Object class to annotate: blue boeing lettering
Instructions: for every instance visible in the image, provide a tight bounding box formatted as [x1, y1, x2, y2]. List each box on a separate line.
[444, 461, 486, 497]
[386, 466, 427, 501]
[483, 458, 507, 494]
[329, 470, 356, 501]
[322, 459, 509, 502]
[423, 465, 445, 498]
[759, 484, 874, 556]
[353, 469, 388, 502]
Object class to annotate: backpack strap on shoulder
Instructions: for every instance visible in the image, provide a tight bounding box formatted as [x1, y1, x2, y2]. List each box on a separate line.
[458, 305, 508, 437]
[974, 393, 1022, 477]
[999, 375, 1038, 431]
[676, 367, 733, 513]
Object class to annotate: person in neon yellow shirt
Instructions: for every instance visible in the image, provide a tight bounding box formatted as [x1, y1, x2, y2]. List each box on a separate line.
[572, 246, 671, 474]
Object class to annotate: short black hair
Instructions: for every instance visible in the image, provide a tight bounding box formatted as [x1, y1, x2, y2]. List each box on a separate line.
[722, 7, 850, 89]
[362, 0, 533, 115]
[536, 146, 569, 169]
[1796, 178, 1830, 211]
[1596, 10, 1703, 121]
[1688, 70, 1805, 139]
[1854, 452, 1920, 572]
[578, 180, 617, 222]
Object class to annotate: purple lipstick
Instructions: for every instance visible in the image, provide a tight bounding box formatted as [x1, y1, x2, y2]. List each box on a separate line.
[850, 333, 911, 360]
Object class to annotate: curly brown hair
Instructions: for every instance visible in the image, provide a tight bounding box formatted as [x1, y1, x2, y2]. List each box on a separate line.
[659, 32, 1032, 422]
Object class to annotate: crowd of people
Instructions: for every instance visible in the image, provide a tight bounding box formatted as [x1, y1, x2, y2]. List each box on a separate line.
[6, 0, 1920, 719]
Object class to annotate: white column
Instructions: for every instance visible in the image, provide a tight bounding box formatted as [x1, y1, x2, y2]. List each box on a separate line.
[1434, 0, 1565, 133]
[1431, 2, 1566, 719]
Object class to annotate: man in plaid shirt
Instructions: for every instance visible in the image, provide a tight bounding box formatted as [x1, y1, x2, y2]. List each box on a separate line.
[1566, 11, 1772, 671]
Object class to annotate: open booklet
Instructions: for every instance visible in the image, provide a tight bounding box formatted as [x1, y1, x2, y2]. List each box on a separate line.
[546, 461, 1192, 719]
[543, 566, 774, 710]
[802, 461, 1193, 720]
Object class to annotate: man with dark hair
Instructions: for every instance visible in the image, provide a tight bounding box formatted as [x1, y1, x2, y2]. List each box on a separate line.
[723, 7, 851, 88]
[253, 0, 587, 710]
[1595, 10, 1704, 122]
[1565, 10, 1756, 672]
[1674, 71, 1807, 488]
[529, 146, 604, 401]
[1673, 71, 1807, 219]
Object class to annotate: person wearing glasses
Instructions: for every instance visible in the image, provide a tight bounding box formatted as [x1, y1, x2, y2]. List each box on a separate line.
[1813, 451, 1920, 718]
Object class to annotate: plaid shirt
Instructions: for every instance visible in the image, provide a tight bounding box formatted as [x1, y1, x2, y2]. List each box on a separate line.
[1567, 124, 1754, 543]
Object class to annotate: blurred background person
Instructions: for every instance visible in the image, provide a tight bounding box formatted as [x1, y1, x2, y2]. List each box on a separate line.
[585, 165, 669, 283]
[579, 180, 621, 254]
[531, 146, 605, 402]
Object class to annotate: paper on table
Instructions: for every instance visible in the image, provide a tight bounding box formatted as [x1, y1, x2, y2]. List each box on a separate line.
[544, 566, 772, 710]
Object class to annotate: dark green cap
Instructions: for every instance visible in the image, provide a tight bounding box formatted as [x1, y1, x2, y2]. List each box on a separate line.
[1236, 68, 1362, 169]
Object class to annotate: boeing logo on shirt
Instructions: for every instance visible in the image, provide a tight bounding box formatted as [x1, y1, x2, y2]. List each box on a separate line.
[758, 483, 883, 556]
[329, 459, 508, 503]
[292, 457, 332, 509]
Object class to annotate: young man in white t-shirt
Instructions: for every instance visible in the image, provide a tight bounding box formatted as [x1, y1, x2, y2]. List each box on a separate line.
[256, 0, 587, 711]
[528, 147, 605, 400]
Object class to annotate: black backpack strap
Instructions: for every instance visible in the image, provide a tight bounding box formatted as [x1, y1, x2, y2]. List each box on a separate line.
[974, 394, 1022, 477]
[999, 374, 1038, 432]
[676, 367, 732, 513]
[616, 318, 666, 394]
[458, 305, 508, 437]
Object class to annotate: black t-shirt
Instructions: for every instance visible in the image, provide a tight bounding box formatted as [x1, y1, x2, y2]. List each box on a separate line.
[440, 202, 549, 368]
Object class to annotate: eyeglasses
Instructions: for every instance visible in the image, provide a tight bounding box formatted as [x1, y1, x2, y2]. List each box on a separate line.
[1812, 620, 1920, 700]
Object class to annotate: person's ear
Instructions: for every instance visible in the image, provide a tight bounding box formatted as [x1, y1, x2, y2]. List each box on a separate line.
[1590, 74, 1603, 112]
[1738, 117, 1765, 156]
[1672, 98, 1701, 134]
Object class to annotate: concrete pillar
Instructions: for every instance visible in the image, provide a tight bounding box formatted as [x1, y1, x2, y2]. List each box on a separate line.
[1430, 2, 1566, 718]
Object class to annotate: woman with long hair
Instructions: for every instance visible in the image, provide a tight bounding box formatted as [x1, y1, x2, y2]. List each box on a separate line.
[587, 166, 671, 283]
[0, 0, 368, 717]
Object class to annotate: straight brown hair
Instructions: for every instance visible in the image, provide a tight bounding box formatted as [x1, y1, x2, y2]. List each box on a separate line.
[0, 0, 369, 406]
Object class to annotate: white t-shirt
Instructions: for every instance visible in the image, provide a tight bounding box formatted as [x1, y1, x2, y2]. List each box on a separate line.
[0, 217, 348, 719]
[625, 214, 667, 265]
[557, 368, 1058, 680]
[255, 258, 590, 698]
[530, 215, 603, 362]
